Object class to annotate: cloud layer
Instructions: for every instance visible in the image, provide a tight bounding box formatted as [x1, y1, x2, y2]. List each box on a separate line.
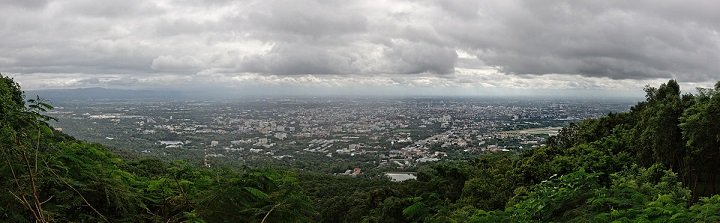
[2, 0, 718, 91]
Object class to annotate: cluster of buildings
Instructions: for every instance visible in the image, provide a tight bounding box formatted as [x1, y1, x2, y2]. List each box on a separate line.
[50, 97, 632, 171]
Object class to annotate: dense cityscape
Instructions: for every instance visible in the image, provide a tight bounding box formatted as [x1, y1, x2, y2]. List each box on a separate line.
[48, 97, 634, 175]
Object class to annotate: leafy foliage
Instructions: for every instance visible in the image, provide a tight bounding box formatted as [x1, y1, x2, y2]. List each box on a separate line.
[5, 74, 720, 222]
[0, 74, 315, 222]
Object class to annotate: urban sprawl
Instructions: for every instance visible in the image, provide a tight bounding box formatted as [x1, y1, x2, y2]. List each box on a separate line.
[49, 97, 632, 176]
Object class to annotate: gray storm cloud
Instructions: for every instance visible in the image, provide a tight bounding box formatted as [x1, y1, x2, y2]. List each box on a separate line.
[435, 0, 720, 81]
[1, 0, 719, 89]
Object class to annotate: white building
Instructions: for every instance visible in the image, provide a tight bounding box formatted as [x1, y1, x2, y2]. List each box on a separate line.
[274, 132, 287, 140]
[258, 138, 269, 145]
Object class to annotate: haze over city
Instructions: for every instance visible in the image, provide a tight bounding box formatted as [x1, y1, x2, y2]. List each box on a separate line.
[2, 0, 719, 96]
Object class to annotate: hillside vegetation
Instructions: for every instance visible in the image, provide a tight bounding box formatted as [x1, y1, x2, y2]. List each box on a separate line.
[4, 74, 720, 222]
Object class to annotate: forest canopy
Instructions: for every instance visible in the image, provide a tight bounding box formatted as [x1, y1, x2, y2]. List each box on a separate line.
[3, 74, 720, 222]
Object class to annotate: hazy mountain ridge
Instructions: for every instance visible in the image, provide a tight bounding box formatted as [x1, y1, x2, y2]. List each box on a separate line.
[26, 87, 186, 101]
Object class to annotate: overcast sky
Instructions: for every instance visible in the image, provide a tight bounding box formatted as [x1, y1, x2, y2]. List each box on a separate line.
[2, 0, 719, 96]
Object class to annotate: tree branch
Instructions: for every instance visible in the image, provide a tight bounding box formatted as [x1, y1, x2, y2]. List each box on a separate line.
[45, 161, 109, 222]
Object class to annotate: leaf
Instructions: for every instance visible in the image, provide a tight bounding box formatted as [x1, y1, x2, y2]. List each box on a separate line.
[244, 187, 270, 200]
[402, 201, 427, 219]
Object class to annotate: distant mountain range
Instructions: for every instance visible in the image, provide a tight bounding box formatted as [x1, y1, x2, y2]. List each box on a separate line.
[25, 87, 643, 102]
[25, 87, 187, 101]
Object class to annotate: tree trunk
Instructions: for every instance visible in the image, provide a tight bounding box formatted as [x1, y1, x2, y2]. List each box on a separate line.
[710, 172, 717, 195]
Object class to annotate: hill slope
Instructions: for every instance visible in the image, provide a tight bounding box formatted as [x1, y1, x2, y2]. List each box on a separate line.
[4, 74, 720, 222]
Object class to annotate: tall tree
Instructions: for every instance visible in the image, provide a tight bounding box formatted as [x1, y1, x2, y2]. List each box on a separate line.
[634, 80, 690, 181]
[680, 82, 720, 196]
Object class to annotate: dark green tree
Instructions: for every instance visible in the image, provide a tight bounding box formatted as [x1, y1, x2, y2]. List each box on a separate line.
[633, 80, 691, 180]
[680, 82, 720, 196]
